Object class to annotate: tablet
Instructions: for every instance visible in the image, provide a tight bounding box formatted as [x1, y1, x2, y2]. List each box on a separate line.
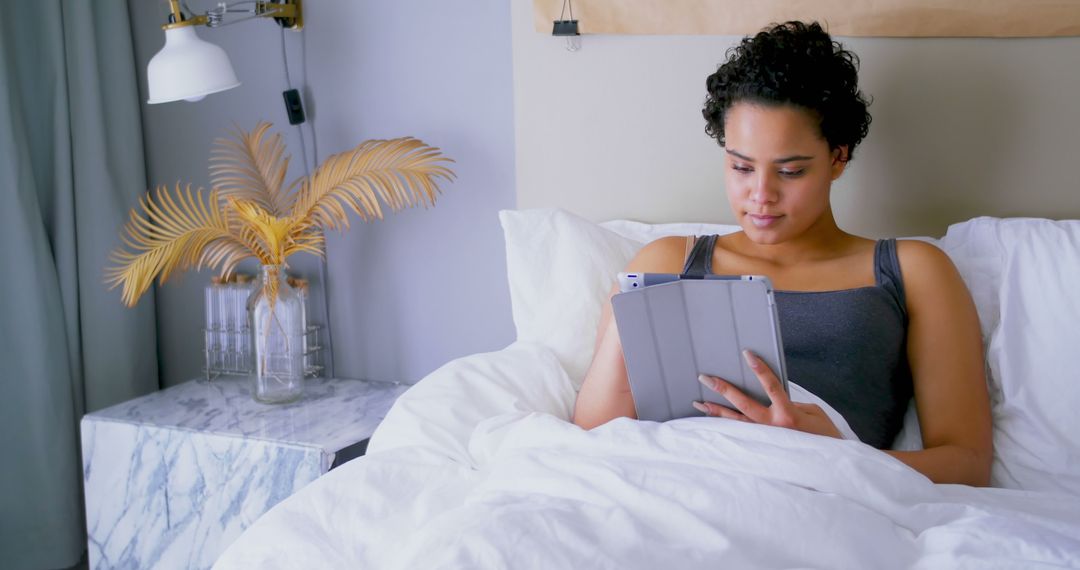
[611, 273, 789, 422]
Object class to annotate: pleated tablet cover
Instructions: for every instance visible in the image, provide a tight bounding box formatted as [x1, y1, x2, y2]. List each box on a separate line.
[611, 278, 788, 422]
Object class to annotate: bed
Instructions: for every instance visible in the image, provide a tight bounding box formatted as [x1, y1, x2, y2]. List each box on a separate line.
[213, 209, 1080, 569]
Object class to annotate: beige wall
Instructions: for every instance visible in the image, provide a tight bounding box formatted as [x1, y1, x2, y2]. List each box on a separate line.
[513, 4, 1080, 237]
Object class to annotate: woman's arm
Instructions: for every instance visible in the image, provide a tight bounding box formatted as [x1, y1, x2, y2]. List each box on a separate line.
[886, 240, 993, 486]
[572, 237, 688, 430]
[572, 314, 635, 430]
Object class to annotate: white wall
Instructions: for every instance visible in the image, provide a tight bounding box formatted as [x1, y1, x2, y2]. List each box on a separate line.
[512, 3, 1080, 236]
[128, 0, 517, 386]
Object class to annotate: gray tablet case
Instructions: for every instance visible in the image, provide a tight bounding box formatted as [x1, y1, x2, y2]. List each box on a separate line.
[611, 276, 789, 422]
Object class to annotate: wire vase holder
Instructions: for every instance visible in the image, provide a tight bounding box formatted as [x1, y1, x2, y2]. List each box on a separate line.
[202, 273, 324, 383]
[203, 325, 324, 381]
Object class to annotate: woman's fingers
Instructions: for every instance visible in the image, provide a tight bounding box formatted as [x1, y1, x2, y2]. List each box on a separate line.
[742, 350, 790, 406]
[698, 351, 792, 426]
[696, 358, 843, 439]
[692, 400, 751, 422]
[698, 373, 770, 423]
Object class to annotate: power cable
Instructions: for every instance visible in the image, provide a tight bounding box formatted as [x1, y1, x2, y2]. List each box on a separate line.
[280, 26, 336, 379]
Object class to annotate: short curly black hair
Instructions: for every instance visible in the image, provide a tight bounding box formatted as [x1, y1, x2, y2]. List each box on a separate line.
[703, 21, 872, 162]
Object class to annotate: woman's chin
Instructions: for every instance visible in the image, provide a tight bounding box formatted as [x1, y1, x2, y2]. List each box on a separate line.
[740, 221, 788, 244]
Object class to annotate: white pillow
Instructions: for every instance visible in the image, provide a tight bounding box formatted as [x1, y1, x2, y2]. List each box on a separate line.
[499, 208, 739, 387]
[600, 218, 741, 244]
[940, 217, 1080, 495]
[499, 209, 641, 386]
[937, 219, 1005, 342]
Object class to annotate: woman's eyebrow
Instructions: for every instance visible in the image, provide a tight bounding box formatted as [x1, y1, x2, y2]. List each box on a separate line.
[726, 149, 814, 163]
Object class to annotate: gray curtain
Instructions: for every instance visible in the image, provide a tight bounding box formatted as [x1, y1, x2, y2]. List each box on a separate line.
[0, 1, 158, 568]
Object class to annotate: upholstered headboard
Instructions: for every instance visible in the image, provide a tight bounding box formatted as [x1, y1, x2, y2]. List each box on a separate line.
[510, 3, 1080, 236]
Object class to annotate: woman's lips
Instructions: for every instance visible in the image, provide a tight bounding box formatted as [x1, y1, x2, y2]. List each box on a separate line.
[748, 213, 783, 228]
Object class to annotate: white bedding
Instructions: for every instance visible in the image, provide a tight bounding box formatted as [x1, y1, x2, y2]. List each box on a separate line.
[214, 342, 1080, 569]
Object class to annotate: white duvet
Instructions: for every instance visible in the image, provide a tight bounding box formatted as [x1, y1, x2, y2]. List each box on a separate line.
[214, 342, 1080, 569]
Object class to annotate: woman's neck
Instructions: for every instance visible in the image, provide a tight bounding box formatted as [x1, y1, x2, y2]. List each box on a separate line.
[729, 210, 856, 267]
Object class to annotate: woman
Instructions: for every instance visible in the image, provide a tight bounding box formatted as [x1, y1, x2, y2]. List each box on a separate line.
[572, 21, 992, 486]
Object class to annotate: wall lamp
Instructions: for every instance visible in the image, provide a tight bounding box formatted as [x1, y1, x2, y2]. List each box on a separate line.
[147, 0, 302, 104]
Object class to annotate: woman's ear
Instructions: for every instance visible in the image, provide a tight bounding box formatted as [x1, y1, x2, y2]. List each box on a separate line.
[830, 146, 850, 180]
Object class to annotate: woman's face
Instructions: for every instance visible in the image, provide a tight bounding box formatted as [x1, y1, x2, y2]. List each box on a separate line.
[723, 102, 847, 245]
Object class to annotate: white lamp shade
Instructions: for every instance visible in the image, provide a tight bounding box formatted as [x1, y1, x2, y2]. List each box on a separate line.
[147, 26, 241, 104]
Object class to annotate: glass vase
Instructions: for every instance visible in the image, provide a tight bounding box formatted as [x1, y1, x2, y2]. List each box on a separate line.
[247, 265, 304, 403]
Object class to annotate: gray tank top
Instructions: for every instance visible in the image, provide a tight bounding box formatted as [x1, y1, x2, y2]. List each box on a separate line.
[683, 235, 913, 449]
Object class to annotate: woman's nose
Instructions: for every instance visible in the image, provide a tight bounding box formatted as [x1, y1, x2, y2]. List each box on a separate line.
[749, 173, 778, 204]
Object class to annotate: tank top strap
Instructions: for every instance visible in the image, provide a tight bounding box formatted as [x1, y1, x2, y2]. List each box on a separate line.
[874, 238, 908, 320]
[682, 234, 718, 276]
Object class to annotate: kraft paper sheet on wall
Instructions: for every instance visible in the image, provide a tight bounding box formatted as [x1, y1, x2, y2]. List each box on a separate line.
[533, 0, 1080, 37]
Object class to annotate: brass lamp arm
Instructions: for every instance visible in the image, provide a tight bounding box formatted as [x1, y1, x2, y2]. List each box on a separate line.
[163, 0, 302, 31]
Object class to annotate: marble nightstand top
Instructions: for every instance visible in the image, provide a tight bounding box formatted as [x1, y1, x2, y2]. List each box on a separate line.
[86, 376, 410, 455]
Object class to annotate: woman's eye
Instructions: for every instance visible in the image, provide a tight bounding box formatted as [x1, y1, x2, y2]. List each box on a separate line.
[779, 169, 805, 177]
[732, 164, 753, 173]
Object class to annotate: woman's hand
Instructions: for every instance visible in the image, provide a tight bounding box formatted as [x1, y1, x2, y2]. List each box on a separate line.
[693, 350, 844, 440]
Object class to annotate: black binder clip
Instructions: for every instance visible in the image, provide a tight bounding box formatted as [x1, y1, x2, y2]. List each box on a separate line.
[553, 0, 581, 51]
[552, 19, 579, 36]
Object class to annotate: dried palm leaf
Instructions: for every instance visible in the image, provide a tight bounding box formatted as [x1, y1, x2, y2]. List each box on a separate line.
[285, 225, 327, 259]
[230, 198, 296, 264]
[290, 137, 455, 231]
[209, 122, 291, 215]
[107, 123, 456, 308]
[105, 185, 254, 307]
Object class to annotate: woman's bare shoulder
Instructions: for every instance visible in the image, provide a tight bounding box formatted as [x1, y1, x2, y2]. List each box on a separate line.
[894, 239, 957, 279]
[625, 236, 692, 274]
[894, 239, 971, 308]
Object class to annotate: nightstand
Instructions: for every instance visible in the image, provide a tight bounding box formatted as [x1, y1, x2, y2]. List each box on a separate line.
[80, 376, 409, 570]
